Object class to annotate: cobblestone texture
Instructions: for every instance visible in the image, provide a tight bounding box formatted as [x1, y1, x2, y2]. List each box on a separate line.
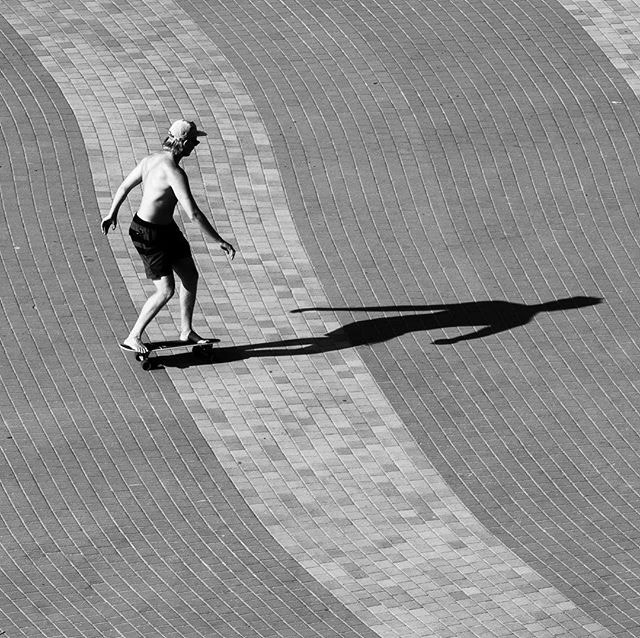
[0, 1, 638, 637]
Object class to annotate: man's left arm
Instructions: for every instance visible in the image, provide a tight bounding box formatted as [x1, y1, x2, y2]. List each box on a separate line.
[169, 167, 236, 259]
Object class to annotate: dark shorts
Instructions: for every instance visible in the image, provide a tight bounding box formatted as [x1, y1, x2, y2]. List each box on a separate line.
[129, 214, 192, 280]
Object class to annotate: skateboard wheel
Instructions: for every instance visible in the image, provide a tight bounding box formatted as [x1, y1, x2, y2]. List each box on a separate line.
[141, 359, 152, 371]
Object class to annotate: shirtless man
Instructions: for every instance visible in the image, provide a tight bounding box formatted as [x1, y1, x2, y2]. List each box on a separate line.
[101, 119, 236, 354]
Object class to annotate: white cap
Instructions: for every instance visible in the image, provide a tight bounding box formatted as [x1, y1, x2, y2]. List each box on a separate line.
[167, 119, 206, 141]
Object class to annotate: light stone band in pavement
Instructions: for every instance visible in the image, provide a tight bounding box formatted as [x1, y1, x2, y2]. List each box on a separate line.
[0, 1, 638, 638]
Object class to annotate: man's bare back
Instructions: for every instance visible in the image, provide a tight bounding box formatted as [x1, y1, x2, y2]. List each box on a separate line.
[136, 153, 181, 224]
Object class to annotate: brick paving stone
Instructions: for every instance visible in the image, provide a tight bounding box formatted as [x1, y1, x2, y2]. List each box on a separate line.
[1, 0, 638, 637]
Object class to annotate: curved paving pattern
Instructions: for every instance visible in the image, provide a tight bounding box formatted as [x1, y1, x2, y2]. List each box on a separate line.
[0, 1, 639, 637]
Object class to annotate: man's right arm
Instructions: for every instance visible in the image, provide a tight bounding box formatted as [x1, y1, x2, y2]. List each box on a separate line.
[101, 162, 144, 234]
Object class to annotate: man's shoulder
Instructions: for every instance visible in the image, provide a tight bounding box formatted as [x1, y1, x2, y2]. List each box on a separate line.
[141, 152, 182, 175]
[143, 151, 173, 165]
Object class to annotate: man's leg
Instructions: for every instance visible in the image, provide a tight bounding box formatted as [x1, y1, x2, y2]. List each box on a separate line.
[172, 256, 202, 342]
[122, 274, 175, 353]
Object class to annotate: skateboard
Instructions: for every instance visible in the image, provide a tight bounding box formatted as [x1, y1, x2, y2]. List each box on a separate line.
[120, 339, 219, 370]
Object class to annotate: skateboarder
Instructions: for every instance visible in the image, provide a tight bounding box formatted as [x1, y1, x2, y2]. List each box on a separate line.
[101, 119, 236, 354]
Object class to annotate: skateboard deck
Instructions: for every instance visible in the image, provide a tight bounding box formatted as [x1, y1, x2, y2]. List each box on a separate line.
[120, 339, 219, 370]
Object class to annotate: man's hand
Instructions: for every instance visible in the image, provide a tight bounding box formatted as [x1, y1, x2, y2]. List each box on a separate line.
[101, 215, 117, 235]
[220, 240, 236, 260]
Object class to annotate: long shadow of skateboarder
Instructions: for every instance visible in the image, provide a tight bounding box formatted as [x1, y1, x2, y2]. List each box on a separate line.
[153, 295, 601, 369]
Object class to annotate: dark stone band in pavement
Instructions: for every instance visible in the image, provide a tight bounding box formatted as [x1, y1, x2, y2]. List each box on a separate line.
[0, 13, 379, 638]
[181, 0, 640, 635]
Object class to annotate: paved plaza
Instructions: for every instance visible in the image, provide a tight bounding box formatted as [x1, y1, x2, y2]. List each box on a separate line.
[1, 0, 640, 636]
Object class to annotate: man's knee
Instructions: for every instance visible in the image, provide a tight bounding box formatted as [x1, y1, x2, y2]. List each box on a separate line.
[154, 278, 175, 303]
[161, 287, 175, 303]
